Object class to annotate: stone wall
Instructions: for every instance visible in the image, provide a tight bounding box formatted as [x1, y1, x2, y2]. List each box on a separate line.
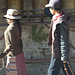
[0, 0, 75, 75]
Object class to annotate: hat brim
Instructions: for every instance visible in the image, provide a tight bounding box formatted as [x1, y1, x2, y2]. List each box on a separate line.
[3, 15, 21, 19]
[45, 4, 51, 7]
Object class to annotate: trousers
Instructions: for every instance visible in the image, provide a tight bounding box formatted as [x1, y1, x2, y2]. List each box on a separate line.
[47, 57, 74, 75]
[6, 53, 28, 75]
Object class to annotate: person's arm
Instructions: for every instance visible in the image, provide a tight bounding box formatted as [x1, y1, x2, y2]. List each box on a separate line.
[57, 22, 69, 61]
[0, 30, 15, 58]
[41, 5, 52, 28]
[44, 8, 53, 19]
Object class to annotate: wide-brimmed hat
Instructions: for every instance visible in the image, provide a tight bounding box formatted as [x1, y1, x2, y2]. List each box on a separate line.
[45, 0, 51, 8]
[3, 9, 21, 19]
[45, 0, 61, 10]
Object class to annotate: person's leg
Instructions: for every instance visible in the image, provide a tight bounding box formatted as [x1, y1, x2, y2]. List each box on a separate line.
[47, 57, 62, 75]
[16, 52, 28, 75]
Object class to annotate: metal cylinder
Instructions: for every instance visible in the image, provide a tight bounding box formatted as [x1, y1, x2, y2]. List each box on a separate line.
[6, 0, 23, 14]
[33, 0, 49, 15]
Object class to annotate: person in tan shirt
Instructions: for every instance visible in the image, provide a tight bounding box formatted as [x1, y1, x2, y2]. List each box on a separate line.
[0, 9, 28, 75]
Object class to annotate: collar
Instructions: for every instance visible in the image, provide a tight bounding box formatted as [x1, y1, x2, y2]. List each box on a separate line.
[52, 12, 62, 21]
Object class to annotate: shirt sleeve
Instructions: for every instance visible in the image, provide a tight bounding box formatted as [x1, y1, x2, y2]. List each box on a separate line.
[44, 8, 53, 19]
[2, 30, 15, 57]
[57, 22, 70, 61]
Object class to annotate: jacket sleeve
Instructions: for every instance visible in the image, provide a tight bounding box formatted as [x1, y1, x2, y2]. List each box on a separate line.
[57, 22, 70, 61]
[44, 8, 53, 19]
[0, 30, 15, 58]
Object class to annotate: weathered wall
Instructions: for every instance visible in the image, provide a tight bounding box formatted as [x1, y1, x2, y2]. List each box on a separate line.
[0, 0, 75, 75]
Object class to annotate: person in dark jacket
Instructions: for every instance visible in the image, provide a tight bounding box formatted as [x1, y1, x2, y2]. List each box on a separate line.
[45, 0, 74, 75]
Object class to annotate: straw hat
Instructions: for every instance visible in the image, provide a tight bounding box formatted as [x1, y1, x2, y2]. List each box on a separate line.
[3, 9, 21, 19]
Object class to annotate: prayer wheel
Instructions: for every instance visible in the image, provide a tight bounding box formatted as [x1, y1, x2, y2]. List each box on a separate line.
[6, 0, 23, 14]
[33, 0, 49, 15]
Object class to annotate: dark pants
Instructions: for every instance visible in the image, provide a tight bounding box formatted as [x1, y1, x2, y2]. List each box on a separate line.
[47, 57, 74, 75]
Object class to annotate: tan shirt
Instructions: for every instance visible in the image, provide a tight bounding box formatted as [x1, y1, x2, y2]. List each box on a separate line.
[4, 22, 23, 56]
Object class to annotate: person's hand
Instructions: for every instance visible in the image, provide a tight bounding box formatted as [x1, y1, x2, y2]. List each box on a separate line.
[40, 4, 45, 10]
[0, 52, 6, 58]
[63, 61, 67, 63]
[0, 54, 3, 58]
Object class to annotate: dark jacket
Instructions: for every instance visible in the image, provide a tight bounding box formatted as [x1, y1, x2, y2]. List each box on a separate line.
[44, 8, 70, 61]
[52, 13, 70, 61]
